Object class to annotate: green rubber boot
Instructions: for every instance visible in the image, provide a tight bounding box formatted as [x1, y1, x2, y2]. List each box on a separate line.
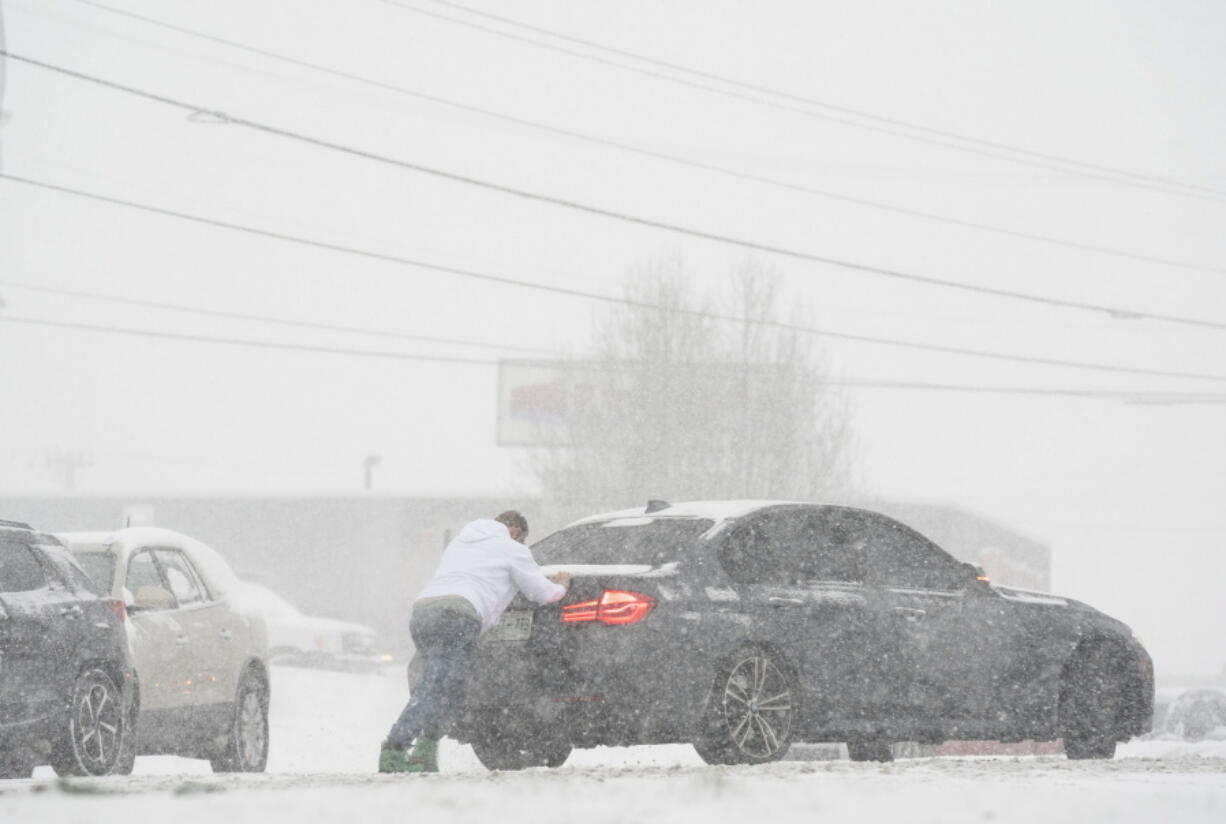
[378, 742, 412, 773]
[405, 736, 439, 773]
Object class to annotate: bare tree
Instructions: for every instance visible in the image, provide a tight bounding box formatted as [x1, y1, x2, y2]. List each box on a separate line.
[531, 260, 852, 523]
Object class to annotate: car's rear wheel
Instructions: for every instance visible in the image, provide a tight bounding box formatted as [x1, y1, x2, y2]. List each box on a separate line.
[693, 649, 796, 765]
[470, 732, 571, 771]
[51, 668, 127, 776]
[209, 670, 269, 773]
[1060, 645, 1122, 760]
[847, 740, 894, 762]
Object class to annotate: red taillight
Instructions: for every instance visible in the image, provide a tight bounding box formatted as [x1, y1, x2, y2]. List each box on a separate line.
[561, 590, 655, 626]
[105, 598, 127, 623]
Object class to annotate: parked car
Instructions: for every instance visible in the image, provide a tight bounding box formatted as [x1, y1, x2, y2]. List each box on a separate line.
[1163, 688, 1226, 741]
[429, 500, 1153, 769]
[0, 519, 136, 779]
[230, 580, 382, 671]
[58, 527, 270, 773]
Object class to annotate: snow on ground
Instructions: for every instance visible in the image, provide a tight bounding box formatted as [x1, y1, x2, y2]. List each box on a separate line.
[2, 665, 1224, 823]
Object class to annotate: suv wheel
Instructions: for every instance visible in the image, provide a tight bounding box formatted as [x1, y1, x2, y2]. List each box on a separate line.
[210, 670, 269, 773]
[51, 668, 127, 776]
[694, 649, 796, 765]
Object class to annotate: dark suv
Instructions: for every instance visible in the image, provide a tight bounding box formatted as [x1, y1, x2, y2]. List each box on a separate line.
[440, 501, 1153, 769]
[0, 520, 136, 778]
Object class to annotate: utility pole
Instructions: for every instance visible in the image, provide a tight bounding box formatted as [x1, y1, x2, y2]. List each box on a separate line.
[363, 454, 381, 492]
[43, 450, 94, 491]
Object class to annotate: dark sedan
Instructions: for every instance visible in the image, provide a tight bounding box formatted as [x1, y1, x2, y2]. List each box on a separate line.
[0, 520, 136, 778]
[441, 501, 1153, 769]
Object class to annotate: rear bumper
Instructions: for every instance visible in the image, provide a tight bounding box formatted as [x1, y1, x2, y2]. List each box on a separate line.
[451, 618, 715, 746]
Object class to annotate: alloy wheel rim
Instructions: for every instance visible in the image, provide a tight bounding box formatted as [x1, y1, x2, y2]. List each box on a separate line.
[75, 678, 121, 769]
[721, 655, 793, 758]
[237, 689, 266, 767]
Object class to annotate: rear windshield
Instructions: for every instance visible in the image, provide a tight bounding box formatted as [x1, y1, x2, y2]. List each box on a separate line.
[73, 552, 117, 593]
[533, 518, 714, 566]
[0, 540, 49, 592]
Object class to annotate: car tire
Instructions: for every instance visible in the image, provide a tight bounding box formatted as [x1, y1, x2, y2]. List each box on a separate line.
[209, 670, 269, 773]
[50, 668, 128, 777]
[1060, 646, 1121, 760]
[847, 740, 894, 762]
[470, 732, 571, 771]
[693, 648, 796, 766]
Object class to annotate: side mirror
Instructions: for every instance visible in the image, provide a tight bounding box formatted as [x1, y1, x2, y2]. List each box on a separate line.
[130, 585, 175, 611]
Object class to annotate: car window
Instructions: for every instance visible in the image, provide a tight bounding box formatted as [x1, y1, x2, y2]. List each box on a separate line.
[794, 512, 862, 583]
[73, 551, 117, 593]
[861, 516, 967, 590]
[0, 540, 50, 592]
[41, 546, 103, 595]
[533, 518, 713, 566]
[126, 549, 171, 606]
[718, 515, 796, 586]
[155, 549, 207, 606]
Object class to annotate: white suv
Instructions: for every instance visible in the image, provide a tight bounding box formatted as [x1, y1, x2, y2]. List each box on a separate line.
[58, 528, 270, 773]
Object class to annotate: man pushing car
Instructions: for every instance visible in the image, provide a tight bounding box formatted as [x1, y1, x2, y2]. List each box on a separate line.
[379, 510, 571, 773]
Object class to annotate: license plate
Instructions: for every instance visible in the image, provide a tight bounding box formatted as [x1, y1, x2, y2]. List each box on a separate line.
[485, 610, 533, 642]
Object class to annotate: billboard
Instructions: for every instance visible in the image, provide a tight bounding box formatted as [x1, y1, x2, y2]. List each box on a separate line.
[496, 360, 577, 447]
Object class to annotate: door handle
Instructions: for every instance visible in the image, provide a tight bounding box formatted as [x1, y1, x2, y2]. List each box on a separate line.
[176, 635, 190, 646]
[219, 628, 233, 641]
[767, 596, 804, 607]
[893, 606, 926, 622]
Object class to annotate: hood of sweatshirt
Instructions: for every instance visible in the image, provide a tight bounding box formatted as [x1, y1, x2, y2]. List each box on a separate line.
[454, 518, 510, 545]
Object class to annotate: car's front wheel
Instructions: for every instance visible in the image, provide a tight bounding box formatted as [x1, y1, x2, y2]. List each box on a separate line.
[51, 668, 127, 776]
[1060, 645, 1123, 760]
[693, 649, 796, 765]
[209, 670, 269, 773]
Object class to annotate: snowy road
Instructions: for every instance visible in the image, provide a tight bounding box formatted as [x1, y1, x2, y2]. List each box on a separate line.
[2, 666, 1223, 823]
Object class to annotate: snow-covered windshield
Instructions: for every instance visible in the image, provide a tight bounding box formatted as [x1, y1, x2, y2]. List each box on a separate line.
[532, 518, 714, 566]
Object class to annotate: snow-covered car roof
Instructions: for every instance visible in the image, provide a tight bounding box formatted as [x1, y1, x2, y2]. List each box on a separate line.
[565, 500, 803, 529]
[56, 527, 241, 597]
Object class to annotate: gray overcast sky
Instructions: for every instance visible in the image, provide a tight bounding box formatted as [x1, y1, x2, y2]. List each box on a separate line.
[1, 0, 1224, 674]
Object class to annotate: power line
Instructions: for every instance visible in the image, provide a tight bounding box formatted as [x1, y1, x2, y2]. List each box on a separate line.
[6, 171, 1226, 386]
[0, 314, 498, 365]
[5, 51, 1225, 333]
[5, 314, 1225, 404]
[425, 0, 1226, 201]
[0, 279, 564, 356]
[376, 0, 1226, 204]
[43, 0, 1224, 277]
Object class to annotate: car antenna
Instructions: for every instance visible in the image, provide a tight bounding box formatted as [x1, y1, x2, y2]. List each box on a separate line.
[645, 499, 671, 513]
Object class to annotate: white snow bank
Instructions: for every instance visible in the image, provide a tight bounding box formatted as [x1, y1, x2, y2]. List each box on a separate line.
[8, 666, 1224, 824]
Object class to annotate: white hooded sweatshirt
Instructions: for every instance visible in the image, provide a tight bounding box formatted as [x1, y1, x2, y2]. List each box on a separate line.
[415, 519, 565, 632]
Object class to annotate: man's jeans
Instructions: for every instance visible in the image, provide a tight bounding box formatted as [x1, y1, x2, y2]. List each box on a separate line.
[386, 599, 482, 747]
